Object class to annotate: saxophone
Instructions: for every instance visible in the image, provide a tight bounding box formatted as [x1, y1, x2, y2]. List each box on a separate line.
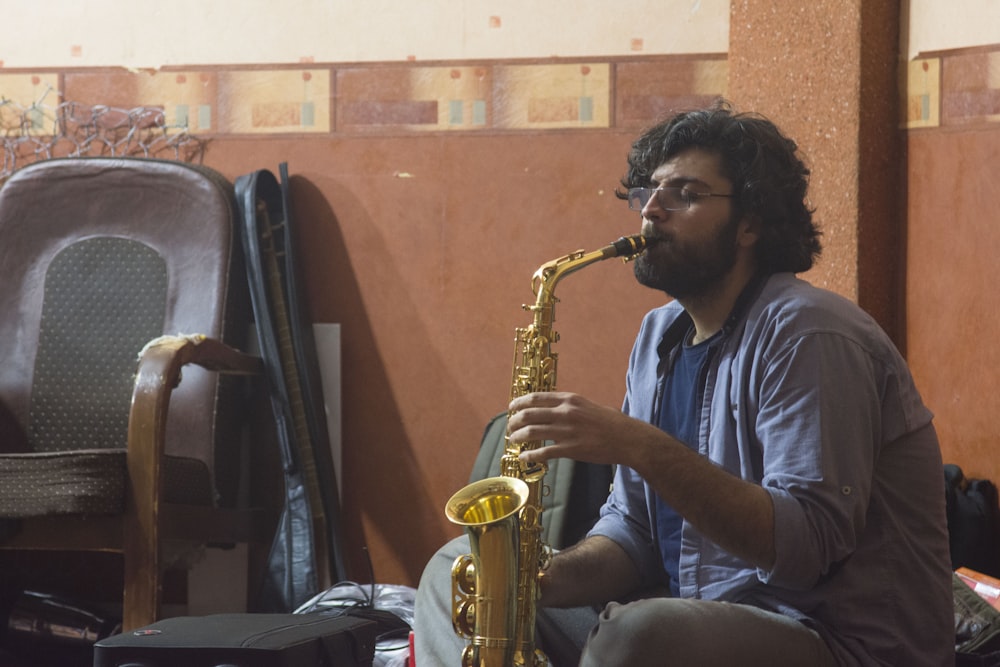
[445, 234, 650, 667]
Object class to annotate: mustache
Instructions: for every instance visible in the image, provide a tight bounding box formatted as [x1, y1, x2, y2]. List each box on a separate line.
[640, 229, 671, 246]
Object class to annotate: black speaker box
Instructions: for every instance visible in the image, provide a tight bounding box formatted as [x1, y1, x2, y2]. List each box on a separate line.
[93, 613, 377, 667]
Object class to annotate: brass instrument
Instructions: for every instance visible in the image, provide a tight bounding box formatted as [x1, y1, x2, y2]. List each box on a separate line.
[445, 234, 650, 667]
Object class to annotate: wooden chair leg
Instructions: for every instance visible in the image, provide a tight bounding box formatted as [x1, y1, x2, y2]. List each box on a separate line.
[123, 339, 172, 631]
[121, 527, 159, 631]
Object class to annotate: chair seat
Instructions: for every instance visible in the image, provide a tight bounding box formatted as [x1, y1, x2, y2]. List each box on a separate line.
[0, 450, 213, 518]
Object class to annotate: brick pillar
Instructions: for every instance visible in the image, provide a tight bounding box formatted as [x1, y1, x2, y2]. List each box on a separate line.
[727, 1, 903, 343]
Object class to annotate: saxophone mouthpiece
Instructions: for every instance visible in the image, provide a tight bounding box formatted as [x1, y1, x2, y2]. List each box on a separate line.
[607, 234, 652, 261]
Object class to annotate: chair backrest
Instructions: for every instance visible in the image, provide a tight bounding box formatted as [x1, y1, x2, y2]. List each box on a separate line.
[0, 157, 250, 506]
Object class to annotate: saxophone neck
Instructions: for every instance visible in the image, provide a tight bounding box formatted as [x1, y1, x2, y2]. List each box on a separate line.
[529, 234, 650, 313]
[446, 232, 650, 667]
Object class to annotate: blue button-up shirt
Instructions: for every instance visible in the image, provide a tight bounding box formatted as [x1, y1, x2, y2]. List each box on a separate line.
[589, 273, 954, 667]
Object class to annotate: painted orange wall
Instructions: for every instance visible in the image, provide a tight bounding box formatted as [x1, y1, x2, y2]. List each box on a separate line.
[0, 55, 719, 590]
[203, 129, 671, 585]
[907, 114, 1000, 485]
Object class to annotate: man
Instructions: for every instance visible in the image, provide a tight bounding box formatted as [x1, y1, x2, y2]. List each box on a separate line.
[416, 101, 954, 666]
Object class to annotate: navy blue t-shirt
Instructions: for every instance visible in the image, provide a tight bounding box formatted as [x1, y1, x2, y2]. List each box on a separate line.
[654, 331, 717, 596]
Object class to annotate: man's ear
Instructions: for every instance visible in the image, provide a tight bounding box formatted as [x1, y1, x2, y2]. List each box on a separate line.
[737, 215, 762, 249]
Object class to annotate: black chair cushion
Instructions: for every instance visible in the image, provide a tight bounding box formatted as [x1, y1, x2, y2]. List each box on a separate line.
[0, 450, 212, 517]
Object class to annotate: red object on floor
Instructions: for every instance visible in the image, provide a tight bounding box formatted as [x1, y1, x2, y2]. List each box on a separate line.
[408, 630, 416, 666]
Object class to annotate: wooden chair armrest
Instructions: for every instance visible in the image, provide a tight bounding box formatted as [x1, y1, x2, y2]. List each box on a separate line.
[123, 334, 262, 630]
[127, 334, 262, 499]
[135, 333, 262, 380]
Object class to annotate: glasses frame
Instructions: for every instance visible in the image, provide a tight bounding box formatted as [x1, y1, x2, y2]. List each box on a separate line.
[627, 186, 734, 212]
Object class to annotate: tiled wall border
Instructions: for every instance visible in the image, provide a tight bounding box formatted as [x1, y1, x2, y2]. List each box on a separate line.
[6, 43, 997, 142]
[0, 55, 728, 138]
[903, 42, 1000, 129]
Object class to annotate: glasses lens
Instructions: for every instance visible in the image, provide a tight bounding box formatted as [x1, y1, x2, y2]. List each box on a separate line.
[658, 187, 688, 210]
[628, 187, 690, 211]
[628, 188, 650, 211]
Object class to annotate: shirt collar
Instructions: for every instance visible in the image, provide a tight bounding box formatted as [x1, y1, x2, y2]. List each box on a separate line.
[656, 272, 770, 359]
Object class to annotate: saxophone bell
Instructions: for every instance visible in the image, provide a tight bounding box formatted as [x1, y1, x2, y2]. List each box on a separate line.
[446, 477, 531, 667]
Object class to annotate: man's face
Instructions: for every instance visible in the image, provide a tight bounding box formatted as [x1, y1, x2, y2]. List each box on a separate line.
[632, 148, 742, 300]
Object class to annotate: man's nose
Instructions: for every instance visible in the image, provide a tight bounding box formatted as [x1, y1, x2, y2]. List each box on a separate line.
[641, 191, 668, 219]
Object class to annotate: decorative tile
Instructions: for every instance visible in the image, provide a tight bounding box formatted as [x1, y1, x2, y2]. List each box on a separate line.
[66, 68, 323, 135]
[337, 66, 492, 132]
[217, 70, 330, 134]
[615, 58, 727, 128]
[11, 55, 739, 138]
[493, 64, 609, 130]
[941, 51, 1000, 126]
[0, 73, 62, 135]
[137, 72, 218, 133]
[63, 70, 217, 133]
[2, 72, 207, 178]
[903, 57, 941, 128]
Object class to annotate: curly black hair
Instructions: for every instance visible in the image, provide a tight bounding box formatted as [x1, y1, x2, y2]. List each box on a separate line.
[617, 100, 821, 274]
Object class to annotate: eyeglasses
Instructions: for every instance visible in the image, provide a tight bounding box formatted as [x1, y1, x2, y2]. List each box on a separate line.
[627, 186, 734, 211]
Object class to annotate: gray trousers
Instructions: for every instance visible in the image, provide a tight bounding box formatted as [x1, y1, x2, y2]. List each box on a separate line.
[414, 536, 839, 667]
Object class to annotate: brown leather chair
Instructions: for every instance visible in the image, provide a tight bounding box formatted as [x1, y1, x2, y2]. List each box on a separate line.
[0, 157, 276, 631]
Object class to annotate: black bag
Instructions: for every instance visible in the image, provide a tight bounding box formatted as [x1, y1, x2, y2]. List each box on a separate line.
[955, 572, 1000, 666]
[945, 464, 1000, 578]
[92, 613, 377, 667]
[236, 165, 348, 612]
[470, 411, 612, 551]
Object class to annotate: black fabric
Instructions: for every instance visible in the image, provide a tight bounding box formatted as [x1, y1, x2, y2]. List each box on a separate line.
[536, 605, 600, 667]
[0, 450, 126, 516]
[946, 464, 1000, 578]
[0, 448, 214, 518]
[562, 449, 614, 547]
[960, 652, 1000, 667]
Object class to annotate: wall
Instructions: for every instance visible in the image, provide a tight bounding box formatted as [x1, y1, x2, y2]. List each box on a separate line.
[1, 0, 730, 68]
[724, 0, 1000, 492]
[903, 44, 1000, 484]
[729, 1, 902, 342]
[198, 56, 725, 586]
[0, 2, 730, 590]
[2, 0, 999, 595]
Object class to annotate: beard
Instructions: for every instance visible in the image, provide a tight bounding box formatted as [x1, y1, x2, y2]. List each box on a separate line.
[634, 216, 741, 300]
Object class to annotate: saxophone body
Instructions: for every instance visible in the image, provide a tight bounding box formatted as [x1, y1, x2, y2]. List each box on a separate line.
[445, 234, 649, 667]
